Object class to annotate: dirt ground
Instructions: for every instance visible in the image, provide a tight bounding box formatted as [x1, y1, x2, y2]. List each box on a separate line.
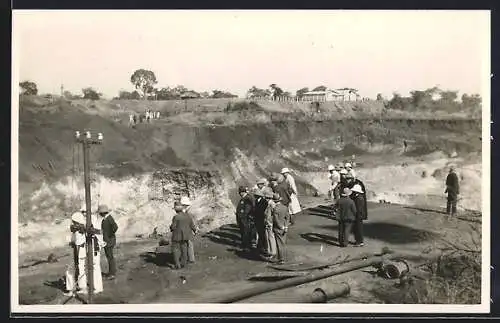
[17, 195, 481, 305]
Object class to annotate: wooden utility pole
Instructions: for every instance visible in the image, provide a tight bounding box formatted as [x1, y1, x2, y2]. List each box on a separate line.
[75, 130, 103, 304]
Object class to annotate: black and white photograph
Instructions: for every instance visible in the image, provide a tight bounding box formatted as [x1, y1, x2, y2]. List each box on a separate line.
[11, 10, 490, 313]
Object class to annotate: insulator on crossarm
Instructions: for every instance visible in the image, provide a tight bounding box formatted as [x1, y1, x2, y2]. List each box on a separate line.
[86, 131, 91, 139]
[98, 133, 103, 140]
[75, 131, 80, 139]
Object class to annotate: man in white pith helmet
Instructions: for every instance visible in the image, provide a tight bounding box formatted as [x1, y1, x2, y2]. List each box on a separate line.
[327, 164, 341, 203]
[65, 204, 104, 295]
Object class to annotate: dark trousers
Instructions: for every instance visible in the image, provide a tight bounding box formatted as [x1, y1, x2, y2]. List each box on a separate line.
[446, 194, 458, 215]
[338, 221, 354, 247]
[237, 216, 252, 249]
[273, 230, 287, 262]
[352, 219, 364, 244]
[172, 241, 188, 268]
[255, 218, 267, 252]
[104, 246, 116, 275]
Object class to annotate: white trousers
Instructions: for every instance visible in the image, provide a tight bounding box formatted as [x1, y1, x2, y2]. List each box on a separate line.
[66, 247, 103, 294]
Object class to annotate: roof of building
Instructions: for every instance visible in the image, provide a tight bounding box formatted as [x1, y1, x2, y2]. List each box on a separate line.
[303, 90, 340, 95]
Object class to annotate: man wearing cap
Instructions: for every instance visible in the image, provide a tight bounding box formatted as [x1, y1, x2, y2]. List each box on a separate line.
[337, 188, 357, 247]
[350, 184, 366, 247]
[327, 165, 341, 203]
[98, 204, 118, 280]
[170, 197, 197, 269]
[236, 186, 255, 251]
[281, 168, 302, 225]
[445, 166, 460, 216]
[271, 193, 290, 264]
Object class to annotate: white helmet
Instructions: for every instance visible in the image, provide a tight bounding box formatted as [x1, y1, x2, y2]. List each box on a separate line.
[328, 165, 335, 171]
[281, 167, 291, 174]
[180, 196, 192, 206]
[351, 184, 364, 194]
[71, 212, 86, 225]
[80, 204, 87, 212]
[345, 162, 352, 169]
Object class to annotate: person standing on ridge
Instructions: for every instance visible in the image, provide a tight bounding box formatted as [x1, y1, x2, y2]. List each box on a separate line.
[445, 166, 460, 216]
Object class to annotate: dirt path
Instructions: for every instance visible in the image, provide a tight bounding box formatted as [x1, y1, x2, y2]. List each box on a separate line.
[18, 197, 480, 305]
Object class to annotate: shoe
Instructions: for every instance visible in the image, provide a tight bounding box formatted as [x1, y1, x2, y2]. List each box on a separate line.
[106, 275, 116, 280]
[63, 291, 74, 297]
[353, 243, 364, 247]
[76, 289, 88, 294]
[277, 260, 285, 265]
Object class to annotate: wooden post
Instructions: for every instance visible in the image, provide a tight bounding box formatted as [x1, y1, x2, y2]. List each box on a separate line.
[75, 130, 103, 304]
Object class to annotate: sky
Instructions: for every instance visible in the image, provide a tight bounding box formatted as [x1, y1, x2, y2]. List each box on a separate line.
[13, 10, 490, 99]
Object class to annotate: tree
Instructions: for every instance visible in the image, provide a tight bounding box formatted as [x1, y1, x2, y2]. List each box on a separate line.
[19, 81, 38, 95]
[312, 85, 327, 91]
[439, 90, 458, 102]
[247, 86, 271, 98]
[389, 92, 405, 110]
[82, 87, 102, 100]
[211, 90, 237, 98]
[63, 90, 82, 100]
[269, 84, 284, 99]
[376, 93, 384, 101]
[461, 93, 482, 108]
[296, 87, 309, 98]
[200, 91, 210, 98]
[130, 69, 158, 99]
[117, 90, 141, 100]
[155, 87, 179, 100]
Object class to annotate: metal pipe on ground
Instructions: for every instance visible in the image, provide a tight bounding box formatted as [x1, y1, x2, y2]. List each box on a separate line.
[307, 282, 350, 303]
[209, 254, 399, 303]
[237, 281, 350, 303]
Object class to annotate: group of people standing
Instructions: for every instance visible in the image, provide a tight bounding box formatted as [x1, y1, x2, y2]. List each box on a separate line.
[128, 109, 161, 126]
[65, 204, 118, 296]
[327, 162, 368, 248]
[235, 168, 304, 264]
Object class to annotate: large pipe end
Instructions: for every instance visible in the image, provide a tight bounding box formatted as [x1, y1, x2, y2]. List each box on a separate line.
[310, 282, 350, 303]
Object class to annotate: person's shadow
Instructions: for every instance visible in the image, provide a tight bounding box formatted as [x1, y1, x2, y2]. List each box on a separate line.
[140, 251, 175, 268]
[300, 232, 340, 247]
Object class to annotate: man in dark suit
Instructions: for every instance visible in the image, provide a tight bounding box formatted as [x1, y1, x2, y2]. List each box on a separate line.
[170, 197, 197, 269]
[98, 204, 118, 280]
[336, 188, 357, 247]
[271, 193, 290, 264]
[253, 187, 269, 256]
[350, 184, 366, 247]
[445, 166, 460, 216]
[236, 186, 255, 250]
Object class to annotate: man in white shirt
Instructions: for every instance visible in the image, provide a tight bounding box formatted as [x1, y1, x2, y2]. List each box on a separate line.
[65, 205, 104, 296]
[327, 164, 341, 202]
